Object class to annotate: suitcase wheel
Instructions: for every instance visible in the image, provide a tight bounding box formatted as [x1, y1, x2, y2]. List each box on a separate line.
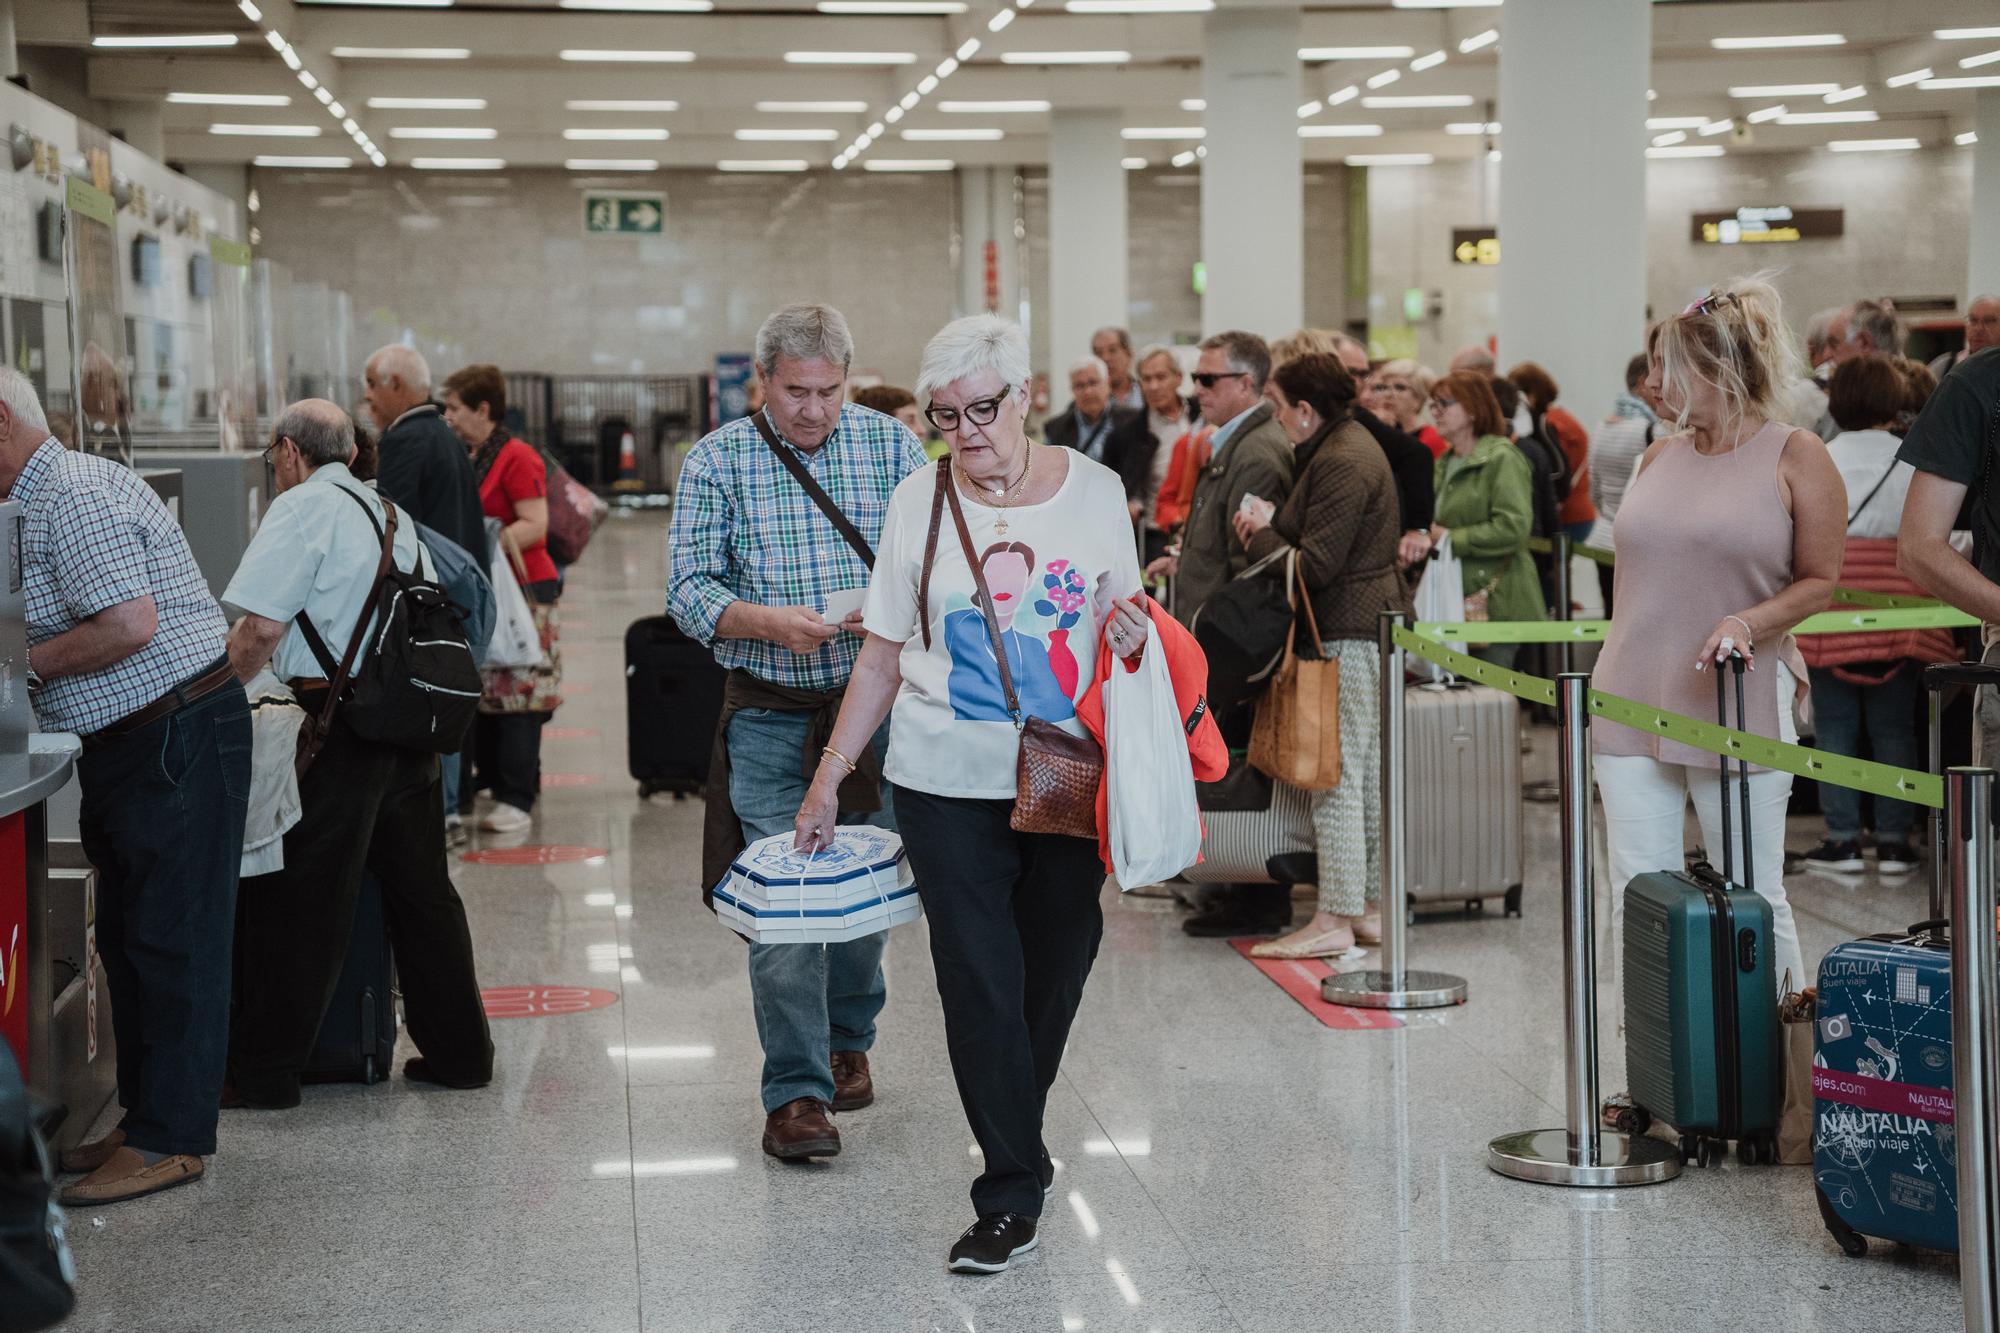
[1504, 884, 1523, 917]
[1816, 1186, 1869, 1257]
[1687, 1135, 1724, 1168]
[1736, 1134, 1777, 1167]
[364, 1053, 377, 1084]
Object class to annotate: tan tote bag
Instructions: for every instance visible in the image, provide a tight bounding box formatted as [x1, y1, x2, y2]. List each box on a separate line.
[1248, 557, 1341, 791]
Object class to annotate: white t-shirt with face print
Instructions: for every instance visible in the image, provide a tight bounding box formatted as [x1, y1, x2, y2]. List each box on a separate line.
[861, 452, 1145, 799]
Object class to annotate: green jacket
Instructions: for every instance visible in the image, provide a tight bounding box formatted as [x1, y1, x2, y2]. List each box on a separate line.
[1432, 435, 1546, 624]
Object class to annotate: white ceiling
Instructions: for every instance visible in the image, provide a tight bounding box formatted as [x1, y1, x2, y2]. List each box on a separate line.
[20, 0, 2000, 172]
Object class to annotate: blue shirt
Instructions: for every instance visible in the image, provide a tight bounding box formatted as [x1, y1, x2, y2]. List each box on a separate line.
[667, 403, 926, 691]
[16, 438, 227, 735]
[1209, 402, 1263, 458]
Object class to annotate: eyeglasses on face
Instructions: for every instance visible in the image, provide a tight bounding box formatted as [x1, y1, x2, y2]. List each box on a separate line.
[924, 392, 1010, 433]
[1191, 371, 1250, 389]
[262, 434, 291, 463]
[1431, 396, 1459, 412]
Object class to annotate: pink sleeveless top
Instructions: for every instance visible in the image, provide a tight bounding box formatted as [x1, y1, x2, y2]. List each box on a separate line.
[1593, 420, 1808, 768]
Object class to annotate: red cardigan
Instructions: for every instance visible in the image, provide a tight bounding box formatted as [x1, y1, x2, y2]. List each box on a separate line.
[1075, 596, 1230, 875]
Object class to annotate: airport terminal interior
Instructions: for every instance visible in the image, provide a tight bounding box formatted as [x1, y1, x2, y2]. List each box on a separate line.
[2, 0, 1999, 1328]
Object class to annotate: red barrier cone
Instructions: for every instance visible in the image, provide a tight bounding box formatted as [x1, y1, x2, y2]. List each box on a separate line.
[613, 429, 642, 491]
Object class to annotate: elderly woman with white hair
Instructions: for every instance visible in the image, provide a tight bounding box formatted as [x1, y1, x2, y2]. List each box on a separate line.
[793, 314, 1149, 1276]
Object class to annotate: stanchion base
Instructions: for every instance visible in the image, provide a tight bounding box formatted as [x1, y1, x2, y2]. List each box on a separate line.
[1486, 1129, 1683, 1187]
[1321, 969, 1467, 1010]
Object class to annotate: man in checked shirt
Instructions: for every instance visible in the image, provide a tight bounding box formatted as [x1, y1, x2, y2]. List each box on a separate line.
[0, 367, 251, 1206]
[669, 304, 926, 1163]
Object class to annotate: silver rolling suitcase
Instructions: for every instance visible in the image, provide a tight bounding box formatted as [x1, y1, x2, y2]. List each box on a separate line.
[1182, 760, 1315, 885]
[1405, 680, 1525, 915]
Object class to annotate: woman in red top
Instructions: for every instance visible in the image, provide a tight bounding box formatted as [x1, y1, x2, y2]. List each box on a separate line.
[443, 364, 560, 834]
[1508, 361, 1597, 545]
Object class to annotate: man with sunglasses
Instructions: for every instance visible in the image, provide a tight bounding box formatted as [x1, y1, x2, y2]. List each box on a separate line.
[668, 304, 926, 1163]
[0, 367, 250, 1206]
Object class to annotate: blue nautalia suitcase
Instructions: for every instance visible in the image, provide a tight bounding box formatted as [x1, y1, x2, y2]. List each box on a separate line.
[1813, 923, 1957, 1256]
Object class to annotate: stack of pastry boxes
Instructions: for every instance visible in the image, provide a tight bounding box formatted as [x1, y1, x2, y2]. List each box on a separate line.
[713, 828, 921, 945]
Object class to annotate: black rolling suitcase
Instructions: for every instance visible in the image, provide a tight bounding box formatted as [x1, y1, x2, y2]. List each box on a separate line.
[302, 874, 397, 1085]
[626, 615, 726, 797]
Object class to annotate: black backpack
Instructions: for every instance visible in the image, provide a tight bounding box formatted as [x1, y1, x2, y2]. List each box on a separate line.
[296, 487, 481, 767]
[0, 1043, 75, 1333]
[1511, 431, 1563, 541]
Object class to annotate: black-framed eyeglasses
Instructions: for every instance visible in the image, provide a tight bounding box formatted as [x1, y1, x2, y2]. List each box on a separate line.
[263, 434, 291, 464]
[924, 392, 1010, 433]
[1431, 395, 1459, 412]
[1191, 371, 1250, 390]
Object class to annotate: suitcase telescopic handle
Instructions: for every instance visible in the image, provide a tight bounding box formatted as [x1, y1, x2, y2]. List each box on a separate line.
[1713, 652, 1753, 890]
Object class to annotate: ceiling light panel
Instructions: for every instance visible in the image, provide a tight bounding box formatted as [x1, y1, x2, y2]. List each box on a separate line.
[330, 47, 470, 58]
[1327, 86, 1359, 106]
[1920, 76, 2000, 89]
[566, 100, 680, 111]
[717, 160, 810, 171]
[411, 157, 508, 169]
[1961, 50, 2000, 70]
[1299, 124, 1384, 137]
[940, 100, 1051, 112]
[170, 92, 291, 106]
[1828, 138, 1922, 152]
[565, 159, 658, 170]
[1458, 29, 1498, 54]
[1361, 94, 1475, 108]
[1121, 127, 1204, 139]
[756, 102, 869, 113]
[93, 34, 238, 48]
[1299, 45, 1414, 60]
[559, 0, 712, 8]
[211, 123, 323, 136]
[901, 128, 1004, 140]
[1645, 116, 1707, 129]
[864, 159, 955, 171]
[1936, 28, 2000, 40]
[368, 97, 487, 109]
[388, 126, 498, 138]
[1728, 83, 1839, 97]
[1067, 0, 1211, 10]
[1366, 69, 1402, 88]
[1824, 86, 1868, 103]
[784, 51, 917, 64]
[1776, 110, 1877, 125]
[1345, 152, 1434, 164]
[561, 50, 695, 62]
[818, 1, 964, 10]
[734, 128, 838, 140]
[253, 155, 352, 167]
[1445, 121, 1501, 134]
[1647, 145, 1724, 158]
[562, 127, 672, 139]
[1711, 34, 1846, 50]
[998, 51, 1131, 64]
[1179, 98, 1206, 111]
[1887, 68, 1933, 88]
[1744, 104, 1787, 123]
[1410, 50, 1447, 71]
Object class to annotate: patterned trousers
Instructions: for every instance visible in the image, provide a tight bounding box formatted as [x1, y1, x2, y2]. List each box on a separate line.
[1308, 638, 1381, 918]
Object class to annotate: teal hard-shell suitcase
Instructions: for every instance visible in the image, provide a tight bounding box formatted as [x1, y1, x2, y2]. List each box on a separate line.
[1620, 655, 1783, 1166]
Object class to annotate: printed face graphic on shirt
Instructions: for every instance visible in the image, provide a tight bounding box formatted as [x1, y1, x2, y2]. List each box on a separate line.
[947, 544, 1085, 724]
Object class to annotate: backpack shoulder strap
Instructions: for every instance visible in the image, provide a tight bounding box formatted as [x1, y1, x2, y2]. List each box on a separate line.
[293, 490, 398, 750]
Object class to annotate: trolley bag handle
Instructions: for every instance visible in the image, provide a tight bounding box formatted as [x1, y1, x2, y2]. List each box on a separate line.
[1713, 651, 1754, 891]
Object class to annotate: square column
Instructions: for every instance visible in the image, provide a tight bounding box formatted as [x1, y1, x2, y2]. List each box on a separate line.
[1973, 91, 2000, 302]
[1497, 0, 1650, 422]
[1048, 111, 1130, 372]
[1201, 9, 1303, 336]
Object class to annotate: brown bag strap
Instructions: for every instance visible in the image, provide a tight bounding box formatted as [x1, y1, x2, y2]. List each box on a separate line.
[1291, 551, 1324, 657]
[919, 463, 949, 651]
[939, 465, 1023, 727]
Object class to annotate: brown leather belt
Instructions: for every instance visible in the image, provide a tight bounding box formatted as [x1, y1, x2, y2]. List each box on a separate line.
[85, 657, 236, 745]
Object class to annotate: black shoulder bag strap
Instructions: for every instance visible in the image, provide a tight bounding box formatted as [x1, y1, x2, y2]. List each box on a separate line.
[1846, 464, 1897, 529]
[750, 410, 874, 569]
[292, 491, 400, 774]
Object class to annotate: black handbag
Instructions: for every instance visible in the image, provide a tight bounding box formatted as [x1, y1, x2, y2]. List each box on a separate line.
[1189, 547, 1294, 733]
[0, 1044, 75, 1333]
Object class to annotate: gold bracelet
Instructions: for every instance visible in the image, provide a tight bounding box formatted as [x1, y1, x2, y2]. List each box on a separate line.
[821, 745, 857, 775]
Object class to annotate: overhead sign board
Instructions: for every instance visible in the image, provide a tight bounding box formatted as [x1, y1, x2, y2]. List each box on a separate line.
[583, 193, 664, 237]
[1452, 228, 1499, 266]
[1691, 206, 1843, 245]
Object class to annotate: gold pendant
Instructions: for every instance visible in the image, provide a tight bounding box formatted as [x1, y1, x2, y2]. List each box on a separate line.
[994, 516, 1009, 536]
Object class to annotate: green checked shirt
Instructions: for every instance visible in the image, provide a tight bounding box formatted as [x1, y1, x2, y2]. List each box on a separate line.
[668, 403, 927, 691]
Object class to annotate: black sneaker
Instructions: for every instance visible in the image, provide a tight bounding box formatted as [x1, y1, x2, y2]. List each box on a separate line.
[1802, 839, 1866, 874]
[948, 1213, 1039, 1275]
[1875, 842, 1920, 876]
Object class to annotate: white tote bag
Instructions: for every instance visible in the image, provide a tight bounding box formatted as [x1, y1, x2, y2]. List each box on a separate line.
[1411, 531, 1466, 682]
[1105, 637, 1204, 890]
[484, 538, 547, 671]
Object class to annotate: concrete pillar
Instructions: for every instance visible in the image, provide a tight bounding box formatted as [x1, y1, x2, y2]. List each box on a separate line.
[0, 0, 19, 82]
[1048, 110, 1129, 374]
[1972, 91, 2000, 302]
[1496, 0, 1650, 423]
[957, 166, 1018, 320]
[1200, 9, 1302, 338]
[106, 99, 165, 161]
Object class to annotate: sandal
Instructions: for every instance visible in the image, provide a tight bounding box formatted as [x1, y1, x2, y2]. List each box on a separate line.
[1250, 924, 1357, 960]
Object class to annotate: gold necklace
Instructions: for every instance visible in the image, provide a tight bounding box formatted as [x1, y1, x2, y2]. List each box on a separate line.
[957, 442, 1033, 536]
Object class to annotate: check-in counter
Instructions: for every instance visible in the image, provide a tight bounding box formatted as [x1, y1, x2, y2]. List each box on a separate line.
[133, 451, 271, 598]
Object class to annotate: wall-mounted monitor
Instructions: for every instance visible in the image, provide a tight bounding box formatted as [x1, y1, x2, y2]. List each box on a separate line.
[131, 234, 162, 287]
[35, 201, 62, 264]
[188, 253, 212, 300]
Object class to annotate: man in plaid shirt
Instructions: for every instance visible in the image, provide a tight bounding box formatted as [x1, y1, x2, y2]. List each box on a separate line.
[669, 304, 925, 1162]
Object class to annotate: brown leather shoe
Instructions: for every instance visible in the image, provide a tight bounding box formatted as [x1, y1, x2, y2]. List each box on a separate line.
[831, 1051, 874, 1112]
[761, 1098, 840, 1161]
[59, 1147, 204, 1206]
[59, 1127, 126, 1175]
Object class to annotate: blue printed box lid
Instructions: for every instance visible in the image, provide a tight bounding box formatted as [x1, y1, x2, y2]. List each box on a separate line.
[725, 827, 908, 890]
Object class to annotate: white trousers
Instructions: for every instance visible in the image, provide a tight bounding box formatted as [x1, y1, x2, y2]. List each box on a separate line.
[1593, 664, 1806, 1001]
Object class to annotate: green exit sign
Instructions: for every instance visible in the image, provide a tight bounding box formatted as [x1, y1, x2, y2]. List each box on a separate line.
[584, 193, 664, 236]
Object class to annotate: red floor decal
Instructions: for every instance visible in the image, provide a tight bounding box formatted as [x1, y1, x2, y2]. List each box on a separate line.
[543, 727, 601, 740]
[541, 773, 601, 789]
[482, 985, 620, 1018]
[460, 844, 608, 865]
[1229, 939, 1405, 1030]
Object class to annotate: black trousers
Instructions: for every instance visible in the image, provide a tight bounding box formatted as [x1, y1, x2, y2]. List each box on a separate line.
[893, 784, 1106, 1218]
[231, 718, 493, 1102]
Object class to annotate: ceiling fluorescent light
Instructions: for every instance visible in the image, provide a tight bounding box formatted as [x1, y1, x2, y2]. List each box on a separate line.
[940, 100, 1050, 112]
[1919, 76, 2000, 89]
[1646, 116, 1707, 130]
[1936, 28, 2000, 40]
[253, 155, 352, 167]
[298, 71, 319, 89]
[298, 0, 452, 5]
[280, 48, 304, 70]
[1458, 29, 1498, 54]
[1698, 119, 1733, 136]
[1122, 156, 1146, 168]
[901, 127, 1004, 140]
[717, 160, 810, 171]
[1179, 98, 1206, 111]
[561, 50, 695, 62]
[1327, 86, 1359, 106]
[1961, 49, 2000, 70]
[1366, 69, 1402, 88]
[314, 88, 334, 105]
[331, 47, 470, 58]
[369, 97, 487, 109]
[1068, 0, 1211, 10]
[560, 0, 711, 7]
[1410, 50, 1448, 71]
[1391, 0, 1498, 7]
[819, 0, 963, 8]
[1728, 83, 1839, 98]
[170, 92, 292, 106]
[1361, 94, 1475, 108]
[565, 159, 658, 170]
[899, 93, 920, 110]
[1887, 68, 1933, 88]
[1344, 153, 1434, 165]
[1651, 130, 1687, 147]
[1299, 124, 1384, 138]
[1744, 104, 1787, 123]
[864, 159, 955, 171]
[1298, 46, 1414, 60]
[998, 51, 1130, 64]
[93, 33, 238, 48]
[758, 101, 869, 113]
[988, 8, 1014, 29]
[918, 75, 940, 93]
[327, 102, 347, 117]
[1445, 121, 1500, 134]
[1824, 86, 1868, 103]
[868, 120, 885, 134]
[389, 126, 499, 139]
[1958, 131, 1979, 146]
[1298, 101, 1323, 118]
[935, 58, 959, 76]
[411, 157, 508, 169]
[1828, 138, 1922, 152]
[1647, 145, 1725, 158]
[735, 128, 838, 141]
[957, 38, 981, 60]
[1121, 127, 1204, 139]
[239, 0, 263, 17]
[567, 100, 680, 111]
[1777, 110, 1878, 125]
[1712, 34, 1845, 50]
[785, 51, 917, 64]
[210, 123, 323, 136]
[563, 127, 672, 140]
[340, 119, 360, 134]
[1170, 150, 1195, 167]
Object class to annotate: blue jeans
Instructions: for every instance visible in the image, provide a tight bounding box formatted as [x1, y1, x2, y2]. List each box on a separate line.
[726, 706, 893, 1113]
[441, 747, 463, 818]
[1810, 665, 1921, 842]
[76, 673, 252, 1156]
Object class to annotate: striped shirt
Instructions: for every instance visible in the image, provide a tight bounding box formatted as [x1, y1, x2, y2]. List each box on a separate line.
[668, 403, 926, 691]
[15, 438, 227, 735]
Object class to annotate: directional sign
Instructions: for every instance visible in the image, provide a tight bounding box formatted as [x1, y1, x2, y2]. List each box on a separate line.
[583, 192, 664, 236]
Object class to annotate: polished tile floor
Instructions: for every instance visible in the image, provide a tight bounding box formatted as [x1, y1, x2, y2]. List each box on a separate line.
[62, 512, 1960, 1332]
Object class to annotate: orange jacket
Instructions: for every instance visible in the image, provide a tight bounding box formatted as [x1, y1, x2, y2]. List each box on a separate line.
[1075, 596, 1230, 875]
[1796, 537, 1958, 682]
[1153, 425, 1213, 533]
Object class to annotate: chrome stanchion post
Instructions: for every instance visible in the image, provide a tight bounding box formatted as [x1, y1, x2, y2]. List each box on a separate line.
[1488, 673, 1681, 1187]
[1554, 533, 1573, 677]
[1949, 768, 2000, 1333]
[1931, 691, 1947, 923]
[1322, 611, 1466, 1010]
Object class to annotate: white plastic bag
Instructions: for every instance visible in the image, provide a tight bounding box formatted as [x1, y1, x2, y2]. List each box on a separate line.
[1105, 637, 1203, 890]
[1411, 531, 1466, 682]
[484, 541, 547, 670]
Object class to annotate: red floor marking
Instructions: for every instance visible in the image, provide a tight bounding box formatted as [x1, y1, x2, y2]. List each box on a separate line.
[482, 985, 620, 1018]
[541, 772, 601, 789]
[460, 844, 608, 865]
[1229, 939, 1405, 1030]
[543, 727, 601, 740]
